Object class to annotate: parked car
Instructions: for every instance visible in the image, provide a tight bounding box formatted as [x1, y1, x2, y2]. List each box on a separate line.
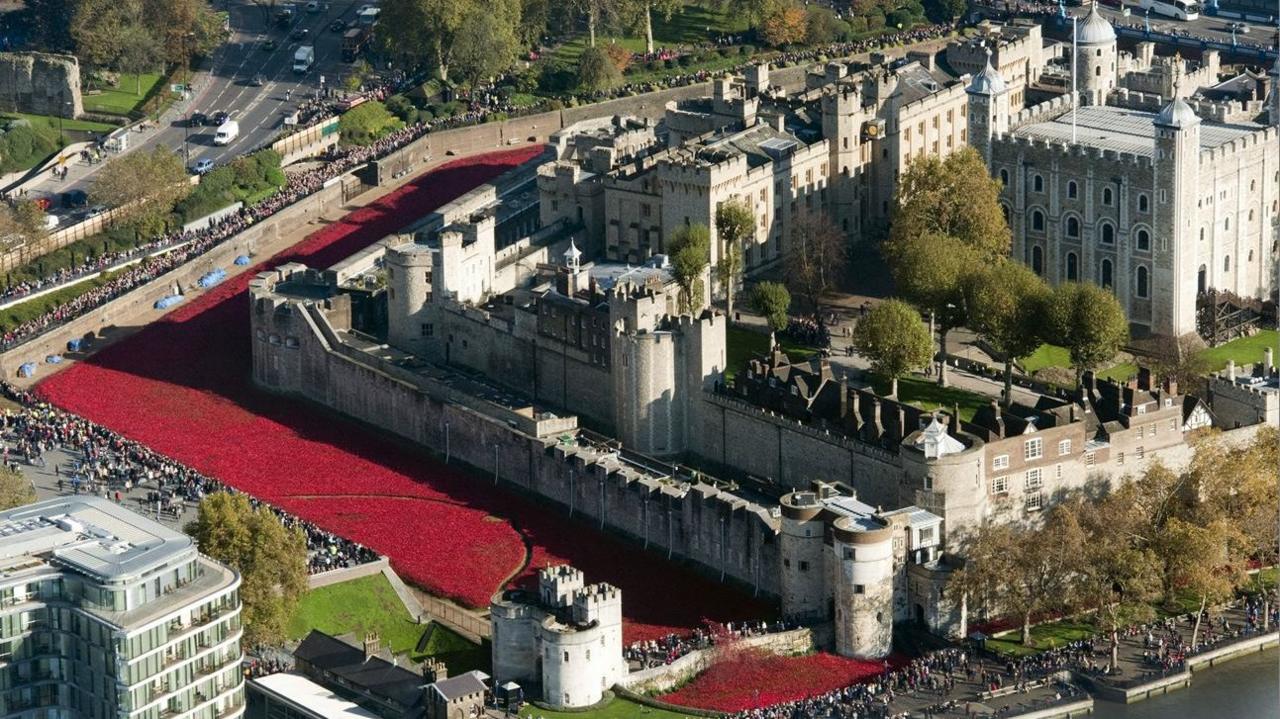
[329, 18, 347, 32]
[305, 1, 321, 12]
[190, 112, 208, 127]
[61, 189, 88, 208]
[191, 158, 215, 174]
[249, 74, 266, 87]
[262, 39, 278, 51]
[290, 27, 310, 41]
[42, 214, 60, 231]
[86, 205, 107, 219]
[211, 111, 231, 126]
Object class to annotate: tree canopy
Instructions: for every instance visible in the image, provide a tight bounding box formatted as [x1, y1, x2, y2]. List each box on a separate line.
[0, 466, 35, 511]
[669, 224, 711, 314]
[90, 147, 192, 230]
[784, 211, 846, 317]
[888, 147, 1010, 261]
[189, 493, 308, 647]
[852, 299, 932, 397]
[963, 262, 1050, 405]
[1045, 282, 1130, 385]
[749, 281, 791, 336]
[715, 200, 753, 320]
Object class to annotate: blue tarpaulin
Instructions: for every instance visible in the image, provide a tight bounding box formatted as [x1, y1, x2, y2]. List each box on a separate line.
[154, 295, 184, 310]
[66, 338, 83, 352]
[18, 362, 36, 378]
[234, 255, 251, 266]
[45, 355, 62, 364]
[197, 268, 227, 289]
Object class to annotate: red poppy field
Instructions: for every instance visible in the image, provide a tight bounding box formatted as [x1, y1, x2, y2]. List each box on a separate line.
[658, 649, 887, 711]
[35, 146, 775, 643]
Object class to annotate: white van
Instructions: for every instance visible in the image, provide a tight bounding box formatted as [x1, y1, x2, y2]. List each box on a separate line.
[214, 120, 239, 146]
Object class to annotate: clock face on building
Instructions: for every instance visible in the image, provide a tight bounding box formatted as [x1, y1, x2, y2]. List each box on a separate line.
[866, 125, 879, 137]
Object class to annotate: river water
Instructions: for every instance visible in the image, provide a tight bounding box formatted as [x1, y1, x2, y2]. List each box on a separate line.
[1090, 649, 1277, 719]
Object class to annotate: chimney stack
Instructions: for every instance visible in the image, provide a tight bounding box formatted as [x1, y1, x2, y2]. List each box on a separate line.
[1265, 347, 1274, 373]
[1138, 366, 1152, 391]
[363, 632, 380, 661]
[423, 658, 447, 684]
[1227, 359, 1237, 381]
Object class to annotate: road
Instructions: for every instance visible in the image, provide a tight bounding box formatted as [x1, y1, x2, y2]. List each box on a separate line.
[1092, 3, 1280, 46]
[23, 0, 371, 214]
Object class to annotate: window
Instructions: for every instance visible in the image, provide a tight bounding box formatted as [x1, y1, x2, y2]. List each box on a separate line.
[1058, 439, 1072, 456]
[1025, 468, 1043, 491]
[1101, 259, 1113, 289]
[1137, 229, 1150, 251]
[1024, 437, 1043, 461]
[992, 475, 1009, 494]
[1034, 175, 1044, 192]
[993, 454, 1010, 470]
[1136, 446, 1145, 459]
[1103, 187, 1114, 206]
[1101, 223, 1115, 244]
[1136, 266, 1149, 298]
[421, 323, 434, 337]
[854, 584, 865, 595]
[1025, 492, 1044, 511]
[1066, 252, 1079, 281]
[1032, 210, 1045, 231]
[1067, 181, 1078, 199]
[799, 561, 810, 571]
[1066, 217, 1080, 238]
[1000, 169, 1009, 186]
[1224, 255, 1231, 272]
[843, 547, 856, 560]
[1032, 245, 1043, 275]
[1138, 193, 1149, 212]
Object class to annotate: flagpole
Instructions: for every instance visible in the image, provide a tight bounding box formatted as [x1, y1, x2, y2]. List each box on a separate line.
[1072, 15, 1078, 144]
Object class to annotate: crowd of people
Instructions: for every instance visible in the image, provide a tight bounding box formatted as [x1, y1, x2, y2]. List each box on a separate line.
[624, 620, 791, 668]
[0, 381, 380, 575]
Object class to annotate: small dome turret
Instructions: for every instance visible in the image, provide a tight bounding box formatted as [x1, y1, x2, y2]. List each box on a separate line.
[1155, 96, 1200, 129]
[967, 48, 1007, 96]
[1075, 4, 1116, 46]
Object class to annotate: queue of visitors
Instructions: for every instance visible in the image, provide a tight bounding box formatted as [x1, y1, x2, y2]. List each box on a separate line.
[625, 620, 792, 668]
[0, 381, 380, 575]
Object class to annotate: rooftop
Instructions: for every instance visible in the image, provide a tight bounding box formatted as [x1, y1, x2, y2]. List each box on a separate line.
[252, 673, 381, 719]
[1009, 105, 1263, 156]
[0, 497, 193, 584]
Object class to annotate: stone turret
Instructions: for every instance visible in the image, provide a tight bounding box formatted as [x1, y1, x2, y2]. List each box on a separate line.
[967, 48, 1010, 165]
[1074, 5, 1117, 106]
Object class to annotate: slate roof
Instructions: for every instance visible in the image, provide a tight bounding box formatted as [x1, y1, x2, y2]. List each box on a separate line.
[428, 671, 490, 703]
[294, 630, 425, 713]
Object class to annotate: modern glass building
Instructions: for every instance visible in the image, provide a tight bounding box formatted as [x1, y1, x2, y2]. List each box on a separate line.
[0, 497, 243, 719]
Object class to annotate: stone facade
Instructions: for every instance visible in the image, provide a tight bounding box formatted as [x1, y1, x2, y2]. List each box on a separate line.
[490, 566, 625, 709]
[0, 52, 82, 119]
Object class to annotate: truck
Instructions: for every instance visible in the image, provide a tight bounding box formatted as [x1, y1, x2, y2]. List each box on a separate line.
[357, 6, 380, 26]
[213, 120, 239, 146]
[274, 4, 295, 28]
[341, 27, 370, 62]
[293, 45, 315, 73]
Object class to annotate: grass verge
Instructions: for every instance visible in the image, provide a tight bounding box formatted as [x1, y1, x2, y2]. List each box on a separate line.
[0, 271, 116, 335]
[82, 73, 164, 115]
[869, 374, 990, 422]
[1, 112, 118, 134]
[1202, 330, 1279, 372]
[725, 326, 818, 383]
[521, 697, 690, 719]
[986, 620, 1096, 658]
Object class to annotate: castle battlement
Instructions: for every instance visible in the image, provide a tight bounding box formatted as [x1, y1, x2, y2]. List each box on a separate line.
[995, 132, 1154, 168]
[1008, 93, 1072, 130]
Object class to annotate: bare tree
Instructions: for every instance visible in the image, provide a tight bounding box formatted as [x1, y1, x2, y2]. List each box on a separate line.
[784, 211, 846, 321]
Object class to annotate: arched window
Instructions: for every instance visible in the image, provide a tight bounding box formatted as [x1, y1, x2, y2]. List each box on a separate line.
[1001, 204, 1010, 224]
[1067, 181, 1078, 199]
[1066, 217, 1080, 238]
[1103, 187, 1114, 206]
[1138, 194, 1149, 212]
[1000, 169, 1009, 186]
[1066, 252, 1079, 281]
[1032, 246, 1044, 275]
[1032, 210, 1045, 231]
[1136, 266, 1149, 298]
[1101, 223, 1115, 244]
[1136, 229, 1150, 251]
[1224, 255, 1231, 272]
[1198, 265, 1207, 293]
[1034, 175, 1044, 192]
[1101, 259, 1113, 289]
[1095, 66, 1101, 76]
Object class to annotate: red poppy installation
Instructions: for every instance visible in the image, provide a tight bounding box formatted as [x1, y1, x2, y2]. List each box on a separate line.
[37, 146, 774, 643]
[658, 648, 886, 712]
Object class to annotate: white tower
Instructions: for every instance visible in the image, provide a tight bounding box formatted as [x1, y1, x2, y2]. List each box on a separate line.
[1152, 96, 1202, 336]
[1075, 5, 1118, 107]
[966, 48, 1010, 166]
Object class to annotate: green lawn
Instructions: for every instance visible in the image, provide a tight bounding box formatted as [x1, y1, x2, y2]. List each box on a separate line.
[869, 374, 990, 422]
[549, 4, 749, 64]
[1202, 330, 1279, 372]
[287, 574, 488, 673]
[1, 112, 118, 134]
[1020, 343, 1136, 384]
[725, 326, 818, 383]
[521, 697, 689, 719]
[986, 620, 1096, 658]
[82, 73, 164, 115]
[0, 272, 116, 334]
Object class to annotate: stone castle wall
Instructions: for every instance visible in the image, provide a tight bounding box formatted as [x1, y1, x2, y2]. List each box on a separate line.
[0, 52, 82, 118]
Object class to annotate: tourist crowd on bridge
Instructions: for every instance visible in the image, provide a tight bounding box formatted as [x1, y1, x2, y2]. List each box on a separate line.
[0, 382, 380, 575]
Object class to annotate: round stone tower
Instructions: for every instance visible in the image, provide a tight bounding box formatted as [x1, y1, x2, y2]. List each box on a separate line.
[831, 516, 894, 659]
[1074, 4, 1117, 107]
[384, 242, 434, 356]
[778, 490, 828, 623]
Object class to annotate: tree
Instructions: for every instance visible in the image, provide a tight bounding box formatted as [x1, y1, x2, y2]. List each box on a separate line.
[885, 232, 982, 388]
[714, 200, 753, 321]
[749, 281, 791, 346]
[0, 200, 50, 245]
[628, 0, 683, 54]
[1149, 333, 1212, 397]
[568, 0, 625, 47]
[0, 466, 35, 511]
[952, 516, 1075, 647]
[964, 262, 1050, 406]
[189, 493, 307, 647]
[115, 24, 162, 95]
[924, 0, 967, 22]
[852, 299, 932, 397]
[784, 211, 846, 318]
[577, 45, 622, 92]
[759, 0, 808, 46]
[345, 59, 375, 93]
[452, 4, 520, 88]
[71, 0, 143, 70]
[142, 0, 223, 65]
[1045, 282, 1130, 386]
[377, 0, 474, 81]
[718, 0, 782, 28]
[90, 147, 192, 230]
[889, 147, 1010, 261]
[669, 224, 711, 314]
[1157, 517, 1247, 650]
